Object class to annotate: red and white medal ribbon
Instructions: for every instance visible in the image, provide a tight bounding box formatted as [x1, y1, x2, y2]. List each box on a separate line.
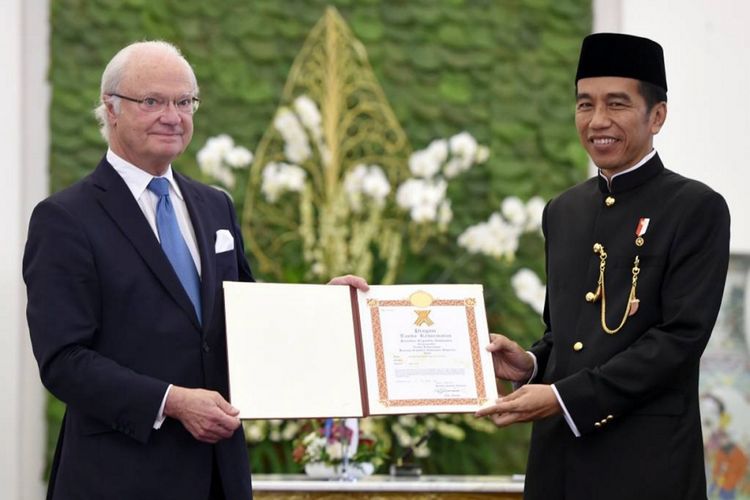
[635, 218, 650, 237]
[635, 218, 650, 246]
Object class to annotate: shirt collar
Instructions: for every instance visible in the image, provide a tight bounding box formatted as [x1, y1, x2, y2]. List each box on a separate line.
[106, 148, 184, 200]
[597, 149, 663, 194]
[598, 149, 657, 189]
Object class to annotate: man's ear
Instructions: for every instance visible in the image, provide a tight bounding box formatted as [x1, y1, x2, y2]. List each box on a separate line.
[104, 98, 118, 125]
[650, 102, 667, 135]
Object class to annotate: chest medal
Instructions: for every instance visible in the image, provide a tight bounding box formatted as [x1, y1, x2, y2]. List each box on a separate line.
[635, 217, 650, 247]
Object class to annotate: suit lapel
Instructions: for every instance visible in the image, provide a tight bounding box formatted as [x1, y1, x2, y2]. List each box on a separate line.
[175, 172, 217, 332]
[89, 159, 202, 330]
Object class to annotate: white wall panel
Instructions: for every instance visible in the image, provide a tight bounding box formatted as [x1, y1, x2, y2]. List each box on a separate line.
[595, 0, 750, 253]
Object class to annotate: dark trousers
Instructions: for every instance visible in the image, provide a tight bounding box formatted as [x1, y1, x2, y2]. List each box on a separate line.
[209, 448, 225, 500]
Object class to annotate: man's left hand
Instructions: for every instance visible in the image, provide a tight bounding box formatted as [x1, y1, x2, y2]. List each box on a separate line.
[474, 384, 561, 427]
[164, 386, 241, 443]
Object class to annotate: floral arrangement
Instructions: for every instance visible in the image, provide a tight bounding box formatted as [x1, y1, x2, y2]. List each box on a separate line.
[197, 129, 547, 318]
[388, 413, 496, 459]
[396, 132, 489, 229]
[458, 195, 547, 314]
[291, 419, 386, 470]
[234, 91, 491, 284]
[196, 134, 254, 190]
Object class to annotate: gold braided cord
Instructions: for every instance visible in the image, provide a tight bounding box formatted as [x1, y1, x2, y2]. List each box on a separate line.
[242, 6, 411, 282]
[586, 244, 640, 335]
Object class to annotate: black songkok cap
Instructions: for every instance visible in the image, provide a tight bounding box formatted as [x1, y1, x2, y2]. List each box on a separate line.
[575, 33, 667, 92]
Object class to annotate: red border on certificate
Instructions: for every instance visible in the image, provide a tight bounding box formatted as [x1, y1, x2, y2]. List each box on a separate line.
[367, 298, 487, 407]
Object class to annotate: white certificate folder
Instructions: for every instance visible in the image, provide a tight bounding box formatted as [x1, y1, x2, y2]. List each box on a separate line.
[224, 282, 498, 419]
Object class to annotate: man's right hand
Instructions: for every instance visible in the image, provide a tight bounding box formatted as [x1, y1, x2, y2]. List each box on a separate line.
[164, 386, 241, 443]
[327, 274, 369, 291]
[486, 334, 535, 383]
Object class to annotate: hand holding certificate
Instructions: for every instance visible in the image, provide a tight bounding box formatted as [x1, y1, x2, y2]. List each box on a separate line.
[224, 282, 498, 419]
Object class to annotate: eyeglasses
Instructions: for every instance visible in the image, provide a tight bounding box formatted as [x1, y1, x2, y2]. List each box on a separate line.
[109, 93, 200, 114]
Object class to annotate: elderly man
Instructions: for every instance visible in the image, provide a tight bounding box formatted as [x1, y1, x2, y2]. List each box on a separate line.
[476, 33, 730, 499]
[24, 41, 254, 499]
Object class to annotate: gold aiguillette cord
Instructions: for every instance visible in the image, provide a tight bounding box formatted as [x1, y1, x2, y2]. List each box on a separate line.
[585, 243, 641, 335]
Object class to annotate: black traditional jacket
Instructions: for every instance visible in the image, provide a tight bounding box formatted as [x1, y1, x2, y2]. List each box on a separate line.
[525, 153, 730, 500]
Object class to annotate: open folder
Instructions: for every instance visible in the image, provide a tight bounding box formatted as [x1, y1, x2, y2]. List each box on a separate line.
[224, 282, 498, 419]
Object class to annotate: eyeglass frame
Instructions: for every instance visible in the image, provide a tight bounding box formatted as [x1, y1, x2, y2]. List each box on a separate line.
[108, 93, 201, 114]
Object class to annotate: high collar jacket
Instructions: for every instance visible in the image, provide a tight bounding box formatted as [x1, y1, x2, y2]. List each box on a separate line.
[525, 153, 730, 500]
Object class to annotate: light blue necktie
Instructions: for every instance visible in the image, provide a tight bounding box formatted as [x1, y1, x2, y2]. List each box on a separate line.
[148, 177, 202, 324]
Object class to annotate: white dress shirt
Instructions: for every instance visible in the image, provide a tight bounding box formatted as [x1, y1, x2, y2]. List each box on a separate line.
[107, 149, 202, 275]
[599, 148, 657, 191]
[107, 148, 201, 429]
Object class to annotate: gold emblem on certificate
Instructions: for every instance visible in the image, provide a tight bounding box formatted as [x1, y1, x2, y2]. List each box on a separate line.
[410, 291, 435, 326]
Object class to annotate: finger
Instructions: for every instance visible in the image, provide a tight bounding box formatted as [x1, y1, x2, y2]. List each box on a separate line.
[194, 430, 222, 444]
[187, 422, 221, 443]
[220, 416, 241, 432]
[204, 413, 240, 437]
[196, 419, 236, 442]
[212, 409, 241, 432]
[486, 333, 501, 348]
[215, 395, 240, 417]
[327, 274, 370, 291]
[490, 412, 525, 427]
[478, 395, 524, 417]
[474, 399, 505, 417]
[485, 334, 511, 352]
[475, 407, 498, 418]
[339, 275, 369, 290]
[211, 423, 237, 439]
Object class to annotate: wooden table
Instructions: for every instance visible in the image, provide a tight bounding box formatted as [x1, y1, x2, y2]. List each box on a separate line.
[253, 474, 525, 499]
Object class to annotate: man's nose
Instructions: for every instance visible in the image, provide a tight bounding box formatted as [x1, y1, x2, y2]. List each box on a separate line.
[159, 101, 181, 123]
[589, 105, 611, 128]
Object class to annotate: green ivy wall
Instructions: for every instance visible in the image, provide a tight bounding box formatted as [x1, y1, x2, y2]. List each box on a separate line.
[48, 0, 591, 475]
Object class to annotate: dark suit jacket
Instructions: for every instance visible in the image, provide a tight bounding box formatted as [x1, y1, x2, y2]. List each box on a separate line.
[525, 154, 730, 500]
[23, 158, 254, 500]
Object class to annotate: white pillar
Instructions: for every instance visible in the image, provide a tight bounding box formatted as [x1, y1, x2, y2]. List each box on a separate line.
[0, 0, 49, 498]
[593, 0, 622, 32]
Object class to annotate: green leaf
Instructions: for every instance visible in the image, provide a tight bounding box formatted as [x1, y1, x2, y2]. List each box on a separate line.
[438, 74, 472, 104]
[436, 24, 469, 48]
[351, 15, 385, 42]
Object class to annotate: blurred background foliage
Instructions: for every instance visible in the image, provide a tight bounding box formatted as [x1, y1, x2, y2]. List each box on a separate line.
[48, 0, 590, 477]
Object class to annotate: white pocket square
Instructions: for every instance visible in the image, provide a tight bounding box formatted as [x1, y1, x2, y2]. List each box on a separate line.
[215, 229, 235, 253]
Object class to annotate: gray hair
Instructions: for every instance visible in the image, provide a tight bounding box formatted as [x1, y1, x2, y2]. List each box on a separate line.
[93, 40, 199, 142]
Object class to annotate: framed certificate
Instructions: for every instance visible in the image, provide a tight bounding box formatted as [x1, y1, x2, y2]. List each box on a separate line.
[224, 282, 497, 419]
